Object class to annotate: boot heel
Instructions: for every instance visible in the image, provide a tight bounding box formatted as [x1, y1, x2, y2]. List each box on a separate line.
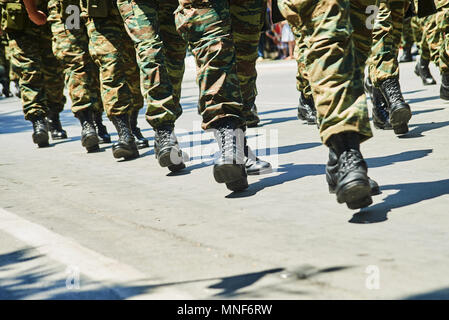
[82, 134, 99, 149]
[226, 177, 249, 192]
[393, 123, 409, 135]
[213, 164, 246, 184]
[337, 181, 372, 210]
[33, 132, 49, 148]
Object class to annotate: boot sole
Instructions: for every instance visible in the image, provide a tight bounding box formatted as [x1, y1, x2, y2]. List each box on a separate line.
[168, 163, 186, 173]
[158, 147, 183, 168]
[82, 134, 100, 152]
[337, 180, 373, 210]
[33, 131, 49, 148]
[113, 146, 139, 160]
[213, 164, 248, 192]
[390, 107, 411, 135]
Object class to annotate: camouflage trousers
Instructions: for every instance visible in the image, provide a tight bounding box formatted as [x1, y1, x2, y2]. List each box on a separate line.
[175, 0, 268, 129]
[47, 0, 102, 115]
[7, 23, 66, 121]
[437, 4, 449, 74]
[117, 0, 185, 129]
[287, 23, 312, 98]
[230, 0, 266, 110]
[368, 0, 408, 86]
[401, 17, 414, 49]
[279, 0, 374, 144]
[78, 1, 142, 117]
[413, 14, 440, 63]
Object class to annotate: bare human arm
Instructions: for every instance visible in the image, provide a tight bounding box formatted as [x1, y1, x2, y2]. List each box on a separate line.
[23, 0, 47, 25]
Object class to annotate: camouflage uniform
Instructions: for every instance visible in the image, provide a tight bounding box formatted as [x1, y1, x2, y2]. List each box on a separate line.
[435, 0, 449, 74]
[47, 0, 102, 115]
[2, 1, 66, 121]
[174, 0, 248, 130]
[116, 0, 185, 129]
[278, 0, 374, 143]
[288, 23, 312, 99]
[368, 0, 408, 87]
[68, 0, 136, 118]
[230, 0, 266, 119]
[401, 17, 414, 50]
[412, 14, 440, 64]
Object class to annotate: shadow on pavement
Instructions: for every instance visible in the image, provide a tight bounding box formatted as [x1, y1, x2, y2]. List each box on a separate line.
[403, 287, 449, 300]
[411, 107, 445, 116]
[349, 178, 449, 224]
[399, 120, 449, 138]
[259, 116, 299, 127]
[229, 149, 433, 198]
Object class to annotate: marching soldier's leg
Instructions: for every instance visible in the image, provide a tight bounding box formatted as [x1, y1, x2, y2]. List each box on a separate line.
[117, 0, 185, 171]
[414, 15, 437, 85]
[41, 22, 68, 140]
[90, 66, 111, 144]
[8, 25, 50, 147]
[369, 0, 411, 135]
[279, 0, 374, 209]
[400, 17, 414, 62]
[47, 0, 100, 152]
[288, 22, 317, 125]
[122, 37, 149, 149]
[84, 5, 139, 160]
[175, 0, 249, 191]
[438, 3, 449, 99]
[230, 0, 265, 128]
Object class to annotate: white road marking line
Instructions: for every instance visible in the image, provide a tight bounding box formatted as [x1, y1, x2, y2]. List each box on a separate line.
[0, 207, 191, 300]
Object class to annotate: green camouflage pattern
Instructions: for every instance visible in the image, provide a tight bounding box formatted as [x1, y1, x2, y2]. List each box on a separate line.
[401, 18, 414, 49]
[230, 0, 265, 112]
[287, 22, 312, 98]
[278, 0, 373, 144]
[47, 0, 102, 114]
[116, 0, 184, 128]
[5, 1, 66, 120]
[175, 0, 246, 130]
[81, 1, 134, 117]
[368, 0, 408, 87]
[437, 4, 449, 74]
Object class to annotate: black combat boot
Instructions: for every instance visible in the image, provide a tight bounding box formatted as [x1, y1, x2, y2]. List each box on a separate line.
[94, 112, 111, 144]
[399, 46, 413, 63]
[440, 73, 449, 100]
[326, 132, 373, 210]
[327, 147, 380, 197]
[31, 116, 49, 148]
[154, 124, 185, 172]
[212, 118, 248, 192]
[130, 110, 149, 149]
[297, 92, 317, 125]
[46, 112, 68, 140]
[244, 138, 272, 175]
[414, 58, 436, 85]
[110, 113, 139, 160]
[75, 108, 100, 153]
[379, 77, 412, 135]
[364, 77, 392, 130]
[244, 104, 260, 128]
